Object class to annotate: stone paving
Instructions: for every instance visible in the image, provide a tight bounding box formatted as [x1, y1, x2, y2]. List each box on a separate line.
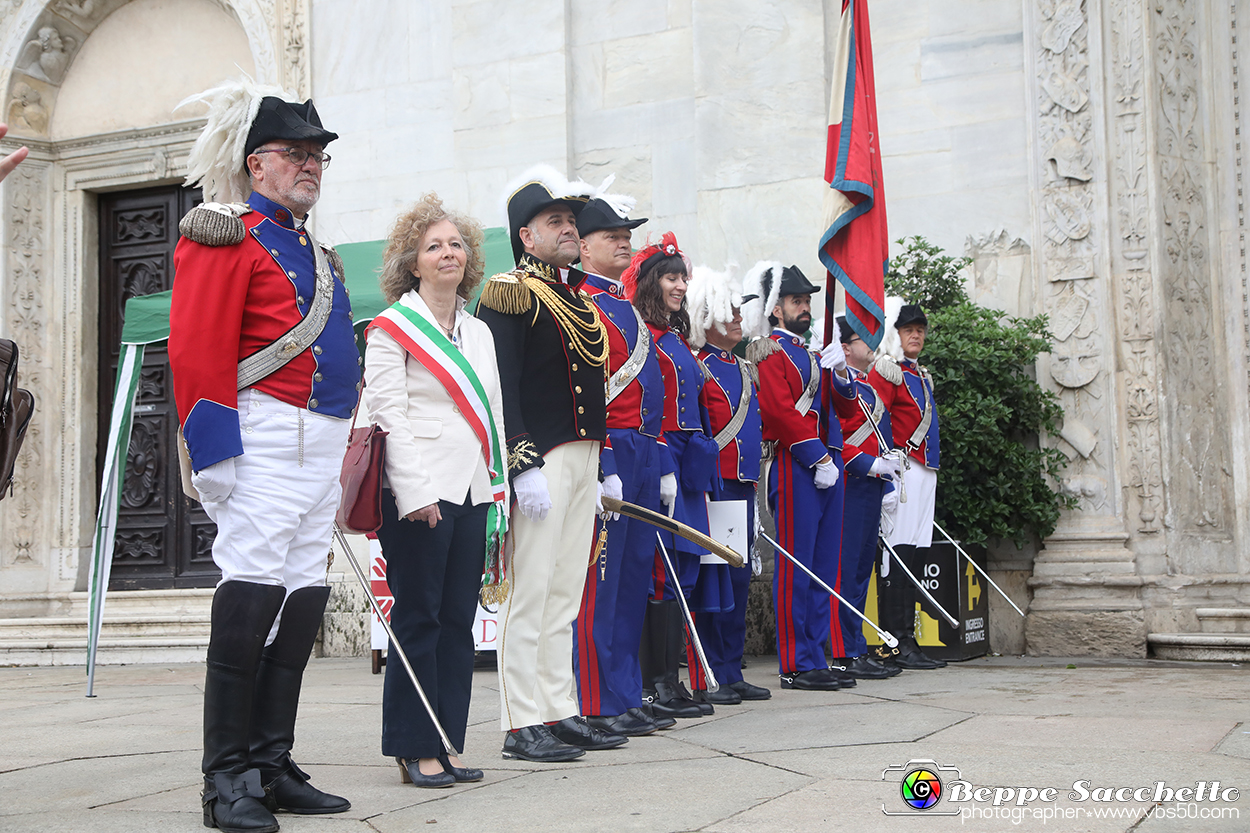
[1, 655, 1247, 832]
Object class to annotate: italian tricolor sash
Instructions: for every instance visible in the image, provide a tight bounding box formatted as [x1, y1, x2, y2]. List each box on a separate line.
[368, 302, 510, 604]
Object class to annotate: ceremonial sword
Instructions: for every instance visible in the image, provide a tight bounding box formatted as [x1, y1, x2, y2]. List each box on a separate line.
[601, 497, 744, 568]
[877, 535, 960, 628]
[332, 525, 458, 755]
[655, 532, 719, 693]
[759, 531, 899, 650]
[932, 521, 1026, 617]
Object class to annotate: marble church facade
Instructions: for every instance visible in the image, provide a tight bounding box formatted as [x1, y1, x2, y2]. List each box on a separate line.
[0, 0, 1244, 661]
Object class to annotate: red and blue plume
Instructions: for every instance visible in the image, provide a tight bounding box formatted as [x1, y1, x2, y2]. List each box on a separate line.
[621, 231, 685, 300]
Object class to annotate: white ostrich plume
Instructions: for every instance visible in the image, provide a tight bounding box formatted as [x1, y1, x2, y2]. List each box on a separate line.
[176, 75, 296, 204]
[687, 264, 741, 349]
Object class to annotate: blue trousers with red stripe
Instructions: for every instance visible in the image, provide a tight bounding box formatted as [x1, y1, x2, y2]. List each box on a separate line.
[574, 429, 662, 717]
[689, 479, 756, 689]
[767, 448, 844, 675]
[832, 471, 884, 659]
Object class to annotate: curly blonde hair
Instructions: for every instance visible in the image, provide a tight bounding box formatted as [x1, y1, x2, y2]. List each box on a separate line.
[379, 193, 486, 305]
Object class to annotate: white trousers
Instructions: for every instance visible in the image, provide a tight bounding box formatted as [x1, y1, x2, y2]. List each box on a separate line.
[202, 390, 350, 637]
[496, 441, 600, 730]
[886, 462, 937, 548]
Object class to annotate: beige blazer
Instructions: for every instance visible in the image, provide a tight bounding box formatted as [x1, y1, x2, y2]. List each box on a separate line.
[362, 289, 507, 518]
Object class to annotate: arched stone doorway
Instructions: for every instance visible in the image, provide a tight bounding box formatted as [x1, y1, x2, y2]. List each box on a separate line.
[0, 0, 309, 608]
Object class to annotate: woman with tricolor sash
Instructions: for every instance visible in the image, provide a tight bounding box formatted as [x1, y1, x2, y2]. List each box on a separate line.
[364, 193, 508, 789]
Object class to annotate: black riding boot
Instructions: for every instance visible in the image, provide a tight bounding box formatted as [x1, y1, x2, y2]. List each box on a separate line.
[640, 599, 701, 719]
[202, 581, 286, 833]
[248, 586, 351, 815]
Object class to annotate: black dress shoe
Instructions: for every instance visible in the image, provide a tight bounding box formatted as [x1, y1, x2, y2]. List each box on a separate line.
[779, 669, 848, 691]
[645, 684, 704, 719]
[549, 716, 628, 750]
[693, 686, 742, 706]
[891, 640, 946, 670]
[262, 759, 351, 814]
[673, 681, 714, 715]
[630, 706, 676, 730]
[438, 751, 483, 783]
[728, 680, 772, 700]
[835, 656, 894, 680]
[203, 771, 280, 833]
[501, 725, 585, 762]
[585, 711, 658, 737]
[397, 757, 455, 788]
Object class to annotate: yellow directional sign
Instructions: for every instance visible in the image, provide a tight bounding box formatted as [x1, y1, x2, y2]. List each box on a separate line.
[966, 559, 982, 612]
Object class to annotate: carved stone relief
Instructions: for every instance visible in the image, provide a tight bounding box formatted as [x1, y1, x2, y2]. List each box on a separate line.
[2, 162, 48, 566]
[1106, 0, 1164, 535]
[1031, 0, 1111, 514]
[1152, 0, 1231, 540]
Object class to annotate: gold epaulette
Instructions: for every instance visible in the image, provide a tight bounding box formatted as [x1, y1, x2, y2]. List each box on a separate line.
[873, 354, 903, 385]
[324, 246, 345, 283]
[746, 337, 782, 364]
[478, 271, 533, 316]
[178, 202, 252, 246]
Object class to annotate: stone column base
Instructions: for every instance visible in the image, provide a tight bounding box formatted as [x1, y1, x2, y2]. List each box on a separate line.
[1025, 607, 1147, 657]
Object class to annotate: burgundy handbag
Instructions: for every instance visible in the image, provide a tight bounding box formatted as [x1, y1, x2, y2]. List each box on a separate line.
[336, 393, 388, 533]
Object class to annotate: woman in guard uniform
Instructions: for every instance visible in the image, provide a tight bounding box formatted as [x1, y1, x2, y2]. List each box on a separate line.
[623, 233, 731, 718]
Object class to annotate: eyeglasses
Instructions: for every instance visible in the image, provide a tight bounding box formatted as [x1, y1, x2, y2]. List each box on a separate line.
[251, 147, 331, 170]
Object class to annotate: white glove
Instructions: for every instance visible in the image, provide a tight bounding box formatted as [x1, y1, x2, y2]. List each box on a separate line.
[192, 458, 236, 504]
[813, 458, 840, 490]
[879, 487, 900, 537]
[599, 474, 622, 521]
[819, 339, 847, 372]
[869, 455, 901, 482]
[512, 468, 551, 521]
[659, 473, 678, 517]
[880, 486, 900, 517]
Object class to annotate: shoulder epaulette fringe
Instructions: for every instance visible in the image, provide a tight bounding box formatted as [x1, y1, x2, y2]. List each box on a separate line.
[873, 354, 903, 385]
[178, 202, 251, 246]
[746, 337, 782, 364]
[697, 358, 712, 383]
[478, 272, 533, 316]
[324, 246, 345, 282]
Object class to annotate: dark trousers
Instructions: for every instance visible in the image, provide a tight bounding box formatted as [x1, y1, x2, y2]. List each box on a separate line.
[377, 489, 487, 759]
[880, 543, 923, 639]
[833, 473, 885, 658]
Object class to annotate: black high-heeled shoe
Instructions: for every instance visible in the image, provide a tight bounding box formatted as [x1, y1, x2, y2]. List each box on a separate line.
[438, 751, 483, 783]
[396, 757, 454, 788]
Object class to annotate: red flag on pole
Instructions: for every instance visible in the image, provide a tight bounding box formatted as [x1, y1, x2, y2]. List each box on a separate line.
[819, 0, 889, 349]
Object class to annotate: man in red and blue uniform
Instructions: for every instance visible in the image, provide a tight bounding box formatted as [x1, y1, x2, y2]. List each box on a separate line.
[170, 91, 356, 831]
[571, 196, 689, 733]
[686, 270, 771, 704]
[868, 303, 945, 670]
[745, 263, 857, 691]
[830, 315, 901, 680]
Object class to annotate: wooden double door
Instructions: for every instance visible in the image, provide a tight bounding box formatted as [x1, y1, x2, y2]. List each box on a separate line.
[98, 185, 220, 589]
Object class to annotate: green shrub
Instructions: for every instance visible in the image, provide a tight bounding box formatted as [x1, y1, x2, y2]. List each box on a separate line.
[885, 237, 1075, 548]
